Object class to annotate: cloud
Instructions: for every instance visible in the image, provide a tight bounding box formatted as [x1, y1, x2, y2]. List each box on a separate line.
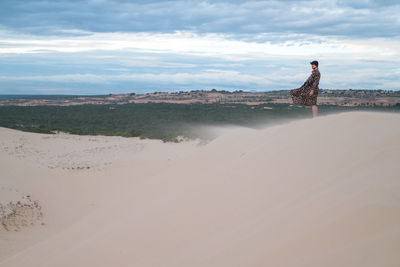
[0, 70, 276, 87]
[1, 62, 398, 94]
[1, 30, 398, 61]
[0, 0, 399, 39]
[0, 0, 399, 94]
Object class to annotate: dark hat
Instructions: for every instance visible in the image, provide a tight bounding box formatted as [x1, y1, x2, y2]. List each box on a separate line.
[310, 60, 319, 67]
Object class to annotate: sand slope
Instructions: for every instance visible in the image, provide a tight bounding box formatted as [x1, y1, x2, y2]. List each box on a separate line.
[1, 111, 400, 266]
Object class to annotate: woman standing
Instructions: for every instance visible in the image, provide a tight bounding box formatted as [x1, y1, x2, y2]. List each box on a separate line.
[290, 61, 320, 117]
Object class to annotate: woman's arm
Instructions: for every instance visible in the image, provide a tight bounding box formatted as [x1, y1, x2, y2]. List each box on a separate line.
[311, 73, 320, 91]
[309, 72, 320, 96]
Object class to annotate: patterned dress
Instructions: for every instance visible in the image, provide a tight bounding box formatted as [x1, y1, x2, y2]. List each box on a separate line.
[290, 68, 320, 106]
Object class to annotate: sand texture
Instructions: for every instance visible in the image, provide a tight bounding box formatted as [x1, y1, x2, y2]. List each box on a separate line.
[1, 111, 399, 267]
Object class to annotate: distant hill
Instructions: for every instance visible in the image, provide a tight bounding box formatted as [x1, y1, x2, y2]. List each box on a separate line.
[1, 89, 399, 107]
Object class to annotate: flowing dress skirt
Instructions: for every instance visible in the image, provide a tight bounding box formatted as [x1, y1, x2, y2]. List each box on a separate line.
[290, 87, 317, 106]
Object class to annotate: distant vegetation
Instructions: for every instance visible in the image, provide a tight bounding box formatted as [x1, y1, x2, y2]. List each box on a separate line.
[0, 103, 399, 142]
[2, 89, 400, 107]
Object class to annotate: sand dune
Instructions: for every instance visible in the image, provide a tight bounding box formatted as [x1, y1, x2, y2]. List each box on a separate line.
[1, 111, 400, 266]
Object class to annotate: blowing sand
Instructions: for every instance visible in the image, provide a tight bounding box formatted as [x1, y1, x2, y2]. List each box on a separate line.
[1, 111, 399, 267]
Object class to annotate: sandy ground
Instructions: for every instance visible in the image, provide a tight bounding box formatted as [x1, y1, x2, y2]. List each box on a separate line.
[1, 110, 399, 267]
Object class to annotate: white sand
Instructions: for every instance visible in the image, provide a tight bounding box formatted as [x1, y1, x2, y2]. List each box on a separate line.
[1, 111, 399, 266]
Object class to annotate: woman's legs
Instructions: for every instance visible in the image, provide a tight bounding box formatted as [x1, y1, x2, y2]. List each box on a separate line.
[312, 105, 318, 117]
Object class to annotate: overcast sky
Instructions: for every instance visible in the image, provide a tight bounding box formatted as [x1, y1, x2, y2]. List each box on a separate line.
[0, 0, 399, 94]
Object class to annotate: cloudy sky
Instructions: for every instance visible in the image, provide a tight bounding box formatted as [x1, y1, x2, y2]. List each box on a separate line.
[0, 0, 399, 95]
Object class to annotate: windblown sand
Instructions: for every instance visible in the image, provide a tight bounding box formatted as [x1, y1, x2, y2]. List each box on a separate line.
[1, 111, 399, 267]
